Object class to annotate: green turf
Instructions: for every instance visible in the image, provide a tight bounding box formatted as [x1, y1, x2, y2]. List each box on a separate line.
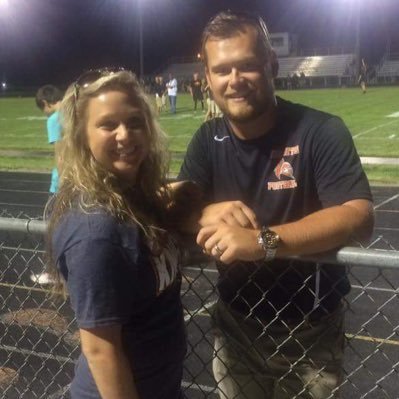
[0, 87, 398, 184]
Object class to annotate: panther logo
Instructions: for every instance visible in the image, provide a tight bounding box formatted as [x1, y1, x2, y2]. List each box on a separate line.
[274, 158, 294, 180]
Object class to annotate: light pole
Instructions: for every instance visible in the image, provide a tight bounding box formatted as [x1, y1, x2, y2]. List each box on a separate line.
[354, 0, 361, 78]
[138, 0, 144, 78]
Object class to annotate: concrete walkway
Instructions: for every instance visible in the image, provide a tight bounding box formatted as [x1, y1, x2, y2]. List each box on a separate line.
[360, 157, 399, 165]
[0, 151, 398, 166]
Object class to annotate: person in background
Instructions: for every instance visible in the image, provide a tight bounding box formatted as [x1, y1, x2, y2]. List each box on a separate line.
[203, 82, 221, 121]
[189, 72, 204, 112]
[358, 58, 368, 94]
[178, 10, 374, 399]
[166, 73, 178, 114]
[47, 69, 186, 399]
[33, 84, 63, 285]
[158, 76, 167, 111]
[35, 84, 63, 196]
[154, 76, 164, 115]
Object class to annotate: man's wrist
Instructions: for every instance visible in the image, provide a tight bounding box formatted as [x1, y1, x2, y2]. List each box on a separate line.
[257, 226, 280, 261]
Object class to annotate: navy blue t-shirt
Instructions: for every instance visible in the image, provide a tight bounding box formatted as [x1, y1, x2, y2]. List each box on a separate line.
[178, 97, 372, 321]
[52, 209, 186, 399]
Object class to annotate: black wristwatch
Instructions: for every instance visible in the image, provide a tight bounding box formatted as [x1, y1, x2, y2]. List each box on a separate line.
[257, 226, 280, 261]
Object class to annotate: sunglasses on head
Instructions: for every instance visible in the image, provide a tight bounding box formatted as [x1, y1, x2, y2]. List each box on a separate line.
[73, 67, 126, 101]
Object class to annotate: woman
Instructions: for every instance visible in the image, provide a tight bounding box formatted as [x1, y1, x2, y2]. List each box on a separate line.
[47, 69, 186, 399]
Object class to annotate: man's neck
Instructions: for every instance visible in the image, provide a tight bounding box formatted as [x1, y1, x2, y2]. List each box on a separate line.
[53, 102, 61, 112]
[228, 103, 277, 140]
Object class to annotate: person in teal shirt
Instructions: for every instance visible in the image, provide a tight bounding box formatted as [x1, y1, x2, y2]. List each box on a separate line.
[34, 85, 63, 284]
[35, 85, 63, 194]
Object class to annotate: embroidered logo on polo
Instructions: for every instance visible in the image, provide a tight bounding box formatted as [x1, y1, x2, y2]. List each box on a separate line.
[214, 135, 230, 142]
[270, 145, 299, 159]
[274, 158, 294, 179]
[267, 145, 299, 191]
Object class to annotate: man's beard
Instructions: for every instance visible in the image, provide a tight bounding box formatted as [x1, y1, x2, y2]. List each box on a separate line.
[219, 96, 271, 123]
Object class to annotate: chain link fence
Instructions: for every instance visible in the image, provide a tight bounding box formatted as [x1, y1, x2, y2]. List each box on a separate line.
[0, 213, 399, 399]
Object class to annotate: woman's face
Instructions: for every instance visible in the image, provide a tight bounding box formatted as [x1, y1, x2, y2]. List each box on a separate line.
[85, 90, 150, 183]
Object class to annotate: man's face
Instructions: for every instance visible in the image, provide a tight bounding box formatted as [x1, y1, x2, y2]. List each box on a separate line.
[42, 101, 57, 116]
[205, 27, 277, 124]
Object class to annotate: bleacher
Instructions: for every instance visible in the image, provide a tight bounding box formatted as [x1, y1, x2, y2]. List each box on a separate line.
[277, 54, 354, 78]
[161, 54, 354, 82]
[162, 62, 202, 79]
[377, 59, 399, 78]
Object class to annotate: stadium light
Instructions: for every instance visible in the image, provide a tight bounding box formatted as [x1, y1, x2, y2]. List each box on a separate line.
[339, 0, 361, 76]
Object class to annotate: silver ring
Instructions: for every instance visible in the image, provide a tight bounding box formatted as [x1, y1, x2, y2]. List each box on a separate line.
[214, 244, 223, 256]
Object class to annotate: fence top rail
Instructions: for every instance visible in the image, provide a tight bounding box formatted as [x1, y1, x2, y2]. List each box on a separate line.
[0, 217, 46, 235]
[0, 216, 398, 269]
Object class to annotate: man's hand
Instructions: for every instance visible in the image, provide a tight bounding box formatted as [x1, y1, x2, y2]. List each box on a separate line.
[199, 201, 259, 229]
[197, 224, 263, 264]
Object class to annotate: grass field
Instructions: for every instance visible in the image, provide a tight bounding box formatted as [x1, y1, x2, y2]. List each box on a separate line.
[0, 87, 398, 184]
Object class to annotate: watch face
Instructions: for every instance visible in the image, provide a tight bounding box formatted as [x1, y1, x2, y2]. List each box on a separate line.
[264, 230, 280, 248]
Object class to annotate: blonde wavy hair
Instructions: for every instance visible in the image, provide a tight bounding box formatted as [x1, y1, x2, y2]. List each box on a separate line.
[47, 70, 171, 294]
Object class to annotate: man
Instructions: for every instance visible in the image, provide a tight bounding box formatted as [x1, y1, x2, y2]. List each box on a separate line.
[34, 84, 63, 284]
[358, 58, 367, 94]
[189, 72, 204, 111]
[166, 73, 178, 114]
[178, 11, 374, 399]
[154, 76, 164, 114]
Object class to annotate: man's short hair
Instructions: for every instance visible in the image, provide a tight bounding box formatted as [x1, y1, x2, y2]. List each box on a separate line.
[201, 10, 273, 66]
[35, 85, 63, 110]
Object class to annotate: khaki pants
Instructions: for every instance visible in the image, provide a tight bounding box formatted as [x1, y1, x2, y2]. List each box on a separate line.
[212, 300, 345, 399]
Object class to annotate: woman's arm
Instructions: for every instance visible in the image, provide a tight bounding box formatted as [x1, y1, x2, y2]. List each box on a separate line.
[80, 325, 140, 399]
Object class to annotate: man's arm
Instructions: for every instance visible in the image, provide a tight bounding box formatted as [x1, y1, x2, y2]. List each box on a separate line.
[199, 200, 258, 229]
[197, 199, 374, 264]
[167, 180, 259, 233]
[80, 325, 140, 399]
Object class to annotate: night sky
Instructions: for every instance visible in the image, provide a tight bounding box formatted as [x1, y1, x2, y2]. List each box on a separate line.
[1, 0, 398, 87]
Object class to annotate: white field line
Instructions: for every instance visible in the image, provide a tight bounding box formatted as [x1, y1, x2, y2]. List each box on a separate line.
[184, 266, 399, 294]
[184, 299, 217, 322]
[0, 177, 49, 184]
[353, 119, 399, 139]
[169, 133, 198, 138]
[48, 385, 71, 399]
[160, 113, 204, 121]
[373, 227, 399, 232]
[1, 275, 398, 396]
[350, 284, 399, 294]
[1, 344, 73, 363]
[0, 188, 48, 194]
[356, 137, 398, 140]
[48, 381, 217, 398]
[0, 201, 44, 208]
[189, 299, 399, 347]
[16, 116, 46, 121]
[374, 193, 399, 209]
[345, 333, 399, 346]
[182, 380, 216, 394]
